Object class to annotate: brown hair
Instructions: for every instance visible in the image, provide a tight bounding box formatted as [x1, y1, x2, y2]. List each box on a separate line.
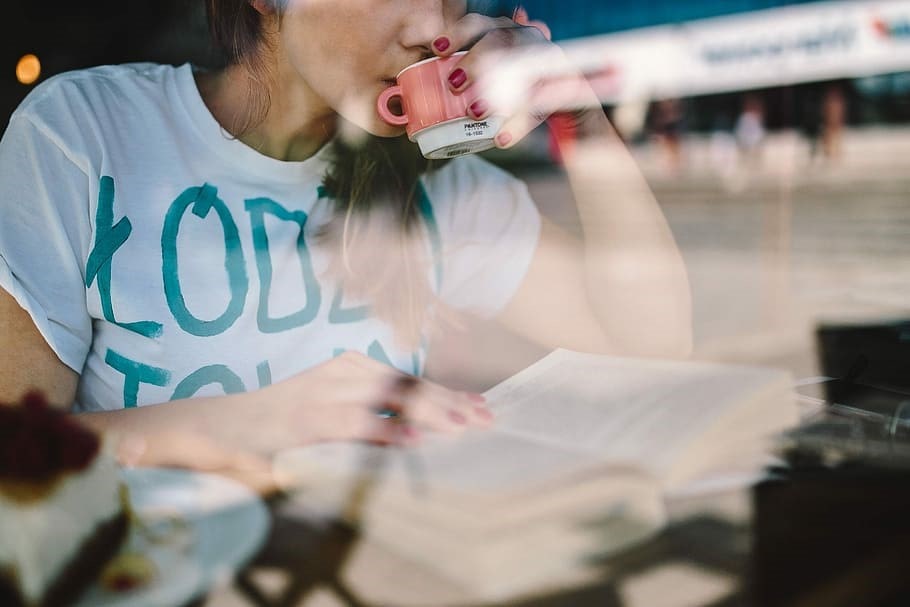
[204, 0, 442, 347]
[204, 0, 278, 135]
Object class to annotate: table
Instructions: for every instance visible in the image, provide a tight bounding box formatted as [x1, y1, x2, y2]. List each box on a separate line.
[213, 488, 753, 607]
[207, 461, 910, 607]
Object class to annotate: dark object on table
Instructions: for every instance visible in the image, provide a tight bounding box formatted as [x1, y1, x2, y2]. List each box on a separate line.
[783, 379, 910, 472]
[802, 319, 910, 468]
[816, 319, 910, 398]
[755, 328, 910, 607]
[752, 463, 910, 607]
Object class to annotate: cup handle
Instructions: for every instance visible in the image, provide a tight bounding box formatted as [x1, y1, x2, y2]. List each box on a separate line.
[377, 85, 409, 126]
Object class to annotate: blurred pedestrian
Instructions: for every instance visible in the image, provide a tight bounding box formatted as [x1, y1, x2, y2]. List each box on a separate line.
[649, 98, 685, 176]
[821, 83, 847, 162]
[735, 93, 766, 168]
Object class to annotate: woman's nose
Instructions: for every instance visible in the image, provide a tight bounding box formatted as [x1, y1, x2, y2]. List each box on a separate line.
[399, 0, 448, 53]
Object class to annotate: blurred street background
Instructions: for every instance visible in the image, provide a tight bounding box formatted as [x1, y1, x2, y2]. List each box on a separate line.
[522, 124, 910, 378]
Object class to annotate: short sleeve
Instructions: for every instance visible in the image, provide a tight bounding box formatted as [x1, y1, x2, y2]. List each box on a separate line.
[0, 111, 93, 372]
[423, 156, 541, 317]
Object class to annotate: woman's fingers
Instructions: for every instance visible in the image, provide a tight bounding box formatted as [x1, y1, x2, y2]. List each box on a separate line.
[493, 104, 544, 149]
[400, 380, 492, 434]
[431, 10, 587, 150]
[433, 12, 548, 96]
[310, 352, 493, 442]
[432, 13, 515, 58]
[512, 7, 552, 41]
[482, 70, 603, 150]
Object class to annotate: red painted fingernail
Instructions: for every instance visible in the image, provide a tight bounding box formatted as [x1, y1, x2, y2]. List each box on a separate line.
[475, 407, 494, 421]
[448, 68, 467, 89]
[496, 132, 513, 147]
[468, 99, 488, 119]
[467, 392, 486, 403]
[433, 36, 451, 52]
[448, 410, 467, 425]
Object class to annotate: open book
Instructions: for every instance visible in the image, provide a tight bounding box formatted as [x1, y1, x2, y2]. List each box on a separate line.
[274, 349, 798, 601]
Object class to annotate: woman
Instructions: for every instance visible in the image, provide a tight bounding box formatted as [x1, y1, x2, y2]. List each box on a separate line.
[0, 0, 691, 468]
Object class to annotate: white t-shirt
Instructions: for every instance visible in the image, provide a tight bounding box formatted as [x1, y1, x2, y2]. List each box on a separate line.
[0, 63, 540, 412]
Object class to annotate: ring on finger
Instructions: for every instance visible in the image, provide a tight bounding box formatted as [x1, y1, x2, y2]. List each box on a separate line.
[373, 402, 403, 421]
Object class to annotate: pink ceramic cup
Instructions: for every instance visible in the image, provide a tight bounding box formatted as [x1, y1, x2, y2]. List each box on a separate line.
[377, 52, 503, 159]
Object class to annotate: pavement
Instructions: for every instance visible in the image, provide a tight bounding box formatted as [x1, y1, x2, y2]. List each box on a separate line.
[519, 125, 910, 379]
[645, 126, 910, 377]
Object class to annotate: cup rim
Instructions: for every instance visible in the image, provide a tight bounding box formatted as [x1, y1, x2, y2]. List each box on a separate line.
[396, 50, 468, 78]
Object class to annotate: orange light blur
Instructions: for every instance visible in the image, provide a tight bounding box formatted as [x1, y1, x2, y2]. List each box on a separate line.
[16, 54, 41, 85]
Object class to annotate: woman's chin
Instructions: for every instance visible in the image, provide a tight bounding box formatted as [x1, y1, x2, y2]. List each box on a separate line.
[335, 116, 407, 143]
[333, 96, 407, 140]
[369, 121, 408, 138]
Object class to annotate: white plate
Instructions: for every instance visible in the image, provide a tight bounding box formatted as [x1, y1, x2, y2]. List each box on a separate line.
[76, 468, 270, 607]
[75, 544, 202, 607]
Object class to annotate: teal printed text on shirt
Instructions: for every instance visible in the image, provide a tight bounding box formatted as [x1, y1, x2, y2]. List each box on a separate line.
[246, 197, 322, 332]
[85, 176, 163, 338]
[91, 177, 437, 408]
[162, 183, 249, 337]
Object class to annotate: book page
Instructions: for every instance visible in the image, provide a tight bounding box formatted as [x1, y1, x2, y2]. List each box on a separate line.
[275, 432, 666, 535]
[484, 349, 794, 485]
[273, 430, 664, 536]
[276, 431, 608, 497]
[274, 350, 793, 509]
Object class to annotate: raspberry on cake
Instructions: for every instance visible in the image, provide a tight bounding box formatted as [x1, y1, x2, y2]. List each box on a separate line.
[0, 393, 130, 607]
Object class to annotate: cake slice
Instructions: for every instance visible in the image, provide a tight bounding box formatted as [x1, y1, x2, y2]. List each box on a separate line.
[0, 393, 129, 607]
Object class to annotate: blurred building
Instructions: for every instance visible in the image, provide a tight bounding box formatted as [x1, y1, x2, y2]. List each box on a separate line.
[1, 0, 908, 136]
[519, 0, 910, 132]
[521, 0, 826, 40]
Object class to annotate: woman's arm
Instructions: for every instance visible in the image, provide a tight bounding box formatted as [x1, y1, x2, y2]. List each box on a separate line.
[433, 17, 692, 358]
[497, 111, 693, 358]
[0, 295, 271, 490]
[0, 287, 250, 445]
[0, 288, 491, 462]
[0, 287, 79, 407]
[0, 288, 274, 468]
